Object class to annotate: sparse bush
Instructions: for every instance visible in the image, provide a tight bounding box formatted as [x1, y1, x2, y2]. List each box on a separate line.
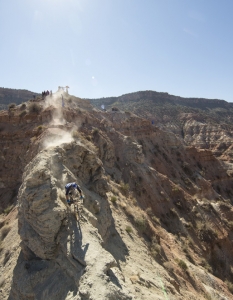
[86, 135, 92, 141]
[150, 237, 161, 259]
[120, 181, 129, 196]
[8, 103, 16, 109]
[126, 226, 132, 233]
[112, 107, 119, 111]
[19, 110, 27, 118]
[111, 196, 117, 203]
[172, 186, 180, 193]
[134, 216, 147, 232]
[198, 223, 218, 243]
[145, 207, 153, 217]
[80, 137, 97, 153]
[151, 216, 160, 224]
[20, 103, 27, 110]
[28, 103, 42, 113]
[92, 128, 99, 135]
[4, 205, 13, 215]
[200, 259, 213, 273]
[106, 175, 111, 182]
[130, 196, 137, 205]
[201, 198, 212, 210]
[72, 130, 79, 139]
[36, 125, 46, 133]
[200, 170, 205, 177]
[1, 225, 11, 241]
[177, 259, 188, 271]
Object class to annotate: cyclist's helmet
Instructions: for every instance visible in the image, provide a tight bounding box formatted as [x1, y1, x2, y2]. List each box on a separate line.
[73, 183, 78, 188]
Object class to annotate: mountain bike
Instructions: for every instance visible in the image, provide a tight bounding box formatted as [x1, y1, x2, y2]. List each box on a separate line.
[68, 192, 83, 222]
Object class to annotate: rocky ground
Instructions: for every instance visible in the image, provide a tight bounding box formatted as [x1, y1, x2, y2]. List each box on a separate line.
[0, 91, 233, 299]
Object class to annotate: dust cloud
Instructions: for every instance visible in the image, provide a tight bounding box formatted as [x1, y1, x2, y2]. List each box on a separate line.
[44, 91, 66, 125]
[41, 90, 80, 149]
[43, 90, 63, 109]
[42, 129, 74, 149]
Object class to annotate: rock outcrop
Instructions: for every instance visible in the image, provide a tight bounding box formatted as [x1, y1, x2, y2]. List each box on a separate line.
[10, 143, 132, 300]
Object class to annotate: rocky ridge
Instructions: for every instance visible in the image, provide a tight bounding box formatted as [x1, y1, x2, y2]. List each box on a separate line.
[0, 91, 233, 299]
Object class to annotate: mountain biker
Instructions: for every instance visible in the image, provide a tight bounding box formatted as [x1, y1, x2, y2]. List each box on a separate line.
[65, 182, 83, 205]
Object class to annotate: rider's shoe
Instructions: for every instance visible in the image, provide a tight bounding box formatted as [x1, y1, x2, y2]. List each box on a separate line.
[67, 199, 71, 206]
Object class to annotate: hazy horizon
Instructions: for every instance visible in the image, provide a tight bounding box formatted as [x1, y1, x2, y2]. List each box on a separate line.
[1, 0, 233, 102]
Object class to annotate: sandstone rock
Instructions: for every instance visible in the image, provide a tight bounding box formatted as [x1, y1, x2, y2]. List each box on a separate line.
[12, 141, 132, 299]
[2, 92, 233, 300]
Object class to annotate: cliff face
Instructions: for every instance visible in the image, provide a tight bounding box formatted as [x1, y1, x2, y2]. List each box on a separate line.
[1, 91, 233, 299]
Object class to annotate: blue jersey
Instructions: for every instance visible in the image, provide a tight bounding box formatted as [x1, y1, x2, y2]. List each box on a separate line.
[65, 182, 77, 189]
[65, 182, 81, 194]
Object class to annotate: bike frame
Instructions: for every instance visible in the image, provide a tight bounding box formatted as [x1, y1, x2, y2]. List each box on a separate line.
[69, 194, 81, 220]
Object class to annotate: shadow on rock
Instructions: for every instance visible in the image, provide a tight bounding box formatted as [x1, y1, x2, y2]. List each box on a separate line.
[8, 251, 79, 300]
[103, 218, 129, 271]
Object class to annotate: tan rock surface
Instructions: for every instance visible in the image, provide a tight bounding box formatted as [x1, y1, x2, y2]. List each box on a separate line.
[0, 92, 233, 299]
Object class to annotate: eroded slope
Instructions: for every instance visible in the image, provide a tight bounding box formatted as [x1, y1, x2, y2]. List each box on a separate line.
[0, 92, 233, 299]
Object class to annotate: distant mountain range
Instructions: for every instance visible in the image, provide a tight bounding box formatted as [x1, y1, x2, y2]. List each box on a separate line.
[0, 87, 39, 110]
[87, 90, 233, 126]
[2, 88, 233, 127]
[87, 90, 233, 109]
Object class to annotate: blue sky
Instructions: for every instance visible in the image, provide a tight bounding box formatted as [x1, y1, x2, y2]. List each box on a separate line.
[0, 0, 233, 101]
